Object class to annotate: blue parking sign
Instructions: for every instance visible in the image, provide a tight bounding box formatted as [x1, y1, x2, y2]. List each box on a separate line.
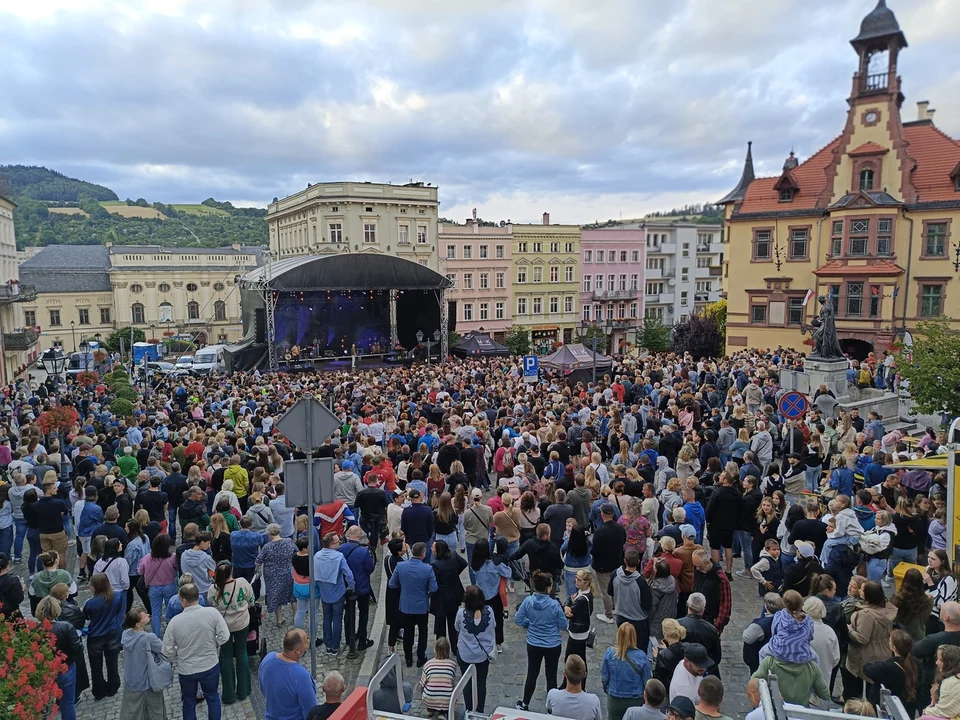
[522, 355, 539, 383]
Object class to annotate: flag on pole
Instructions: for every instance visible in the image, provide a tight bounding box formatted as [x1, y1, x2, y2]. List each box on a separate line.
[802, 289, 815, 306]
[893, 286, 899, 298]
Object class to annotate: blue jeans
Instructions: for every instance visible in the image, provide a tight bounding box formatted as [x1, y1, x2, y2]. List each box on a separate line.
[434, 531, 458, 554]
[57, 662, 77, 720]
[295, 596, 319, 630]
[735, 530, 754, 570]
[180, 663, 222, 720]
[13, 518, 26, 559]
[467, 542, 477, 584]
[866, 557, 887, 583]
[168, 507, 178, 543]
[805, 467, 821, 493]
[26, 527, 41, 574]
[0, 525, 12, 559]
[149, 581, 178, 635]
[889, 547, 917, 575]
[820, 536, 858, 567]
[322, 595, 346, 652]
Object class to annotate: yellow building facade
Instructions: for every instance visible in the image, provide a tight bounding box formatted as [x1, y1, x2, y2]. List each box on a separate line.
[719, 1, 960, 358]
[511, 214, 580, 353]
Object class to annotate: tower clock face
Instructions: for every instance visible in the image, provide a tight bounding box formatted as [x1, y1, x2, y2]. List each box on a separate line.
[865, 111, 879, 123]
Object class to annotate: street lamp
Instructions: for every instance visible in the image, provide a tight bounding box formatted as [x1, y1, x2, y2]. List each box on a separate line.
[79, 340, 90, 371]
[40, 348, 70, 483]
[70, 321, 76, 352]
[94, 332, 103, 373]
[579, 321, 603, 386]
[416, 329, 441, 365]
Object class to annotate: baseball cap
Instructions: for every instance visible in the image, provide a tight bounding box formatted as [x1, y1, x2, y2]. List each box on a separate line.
[796, 541, 815, 559]
[683, 643, 714, 669]
[408, 488, 422, 499]
[666, 696, 696, 720]
[679, 524, 696, 539]
[342, 460, 354, 471]
[471, 488, 483, 500]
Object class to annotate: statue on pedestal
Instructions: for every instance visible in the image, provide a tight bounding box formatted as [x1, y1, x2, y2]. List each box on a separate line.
[802, 295, 844, 360]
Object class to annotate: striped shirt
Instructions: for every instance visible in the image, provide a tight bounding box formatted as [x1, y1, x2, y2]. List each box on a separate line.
[419, 658, 458, 711]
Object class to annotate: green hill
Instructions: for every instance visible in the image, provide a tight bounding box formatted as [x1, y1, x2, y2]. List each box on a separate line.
[2, 166, 268, 249]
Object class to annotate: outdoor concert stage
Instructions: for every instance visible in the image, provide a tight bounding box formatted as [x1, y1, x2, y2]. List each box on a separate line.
[230, 253, 453, 372]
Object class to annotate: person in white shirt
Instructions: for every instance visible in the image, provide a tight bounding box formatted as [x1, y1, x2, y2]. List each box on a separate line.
[162, 583, 230, 720]
[545, 655, 601, 720]
[669, 643, 711, 702]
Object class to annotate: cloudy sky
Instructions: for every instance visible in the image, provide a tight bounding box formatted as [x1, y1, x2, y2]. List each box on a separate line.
[1, 0, 958, 223]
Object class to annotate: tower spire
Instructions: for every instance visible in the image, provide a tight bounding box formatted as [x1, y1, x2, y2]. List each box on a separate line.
[717, 141, 755, 204]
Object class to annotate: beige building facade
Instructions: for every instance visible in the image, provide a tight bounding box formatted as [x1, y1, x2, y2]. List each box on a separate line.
[0, 195, 39, 382]
[267, 181, 440, 271]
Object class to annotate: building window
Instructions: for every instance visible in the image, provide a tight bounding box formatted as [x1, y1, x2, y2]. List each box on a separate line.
[681, 268, 689, 283]
[416, 225, 427, 244]
[550, 266, 559, 282]
[869, 286, 881, 317]
[877, 219, 892, 255]
[631, 250, 640, 262]
[846, 282, 864, 316]
[131, 283, 143, 294]
[920, 284, 943, 316]
[463, 304, 473, 321]
[617, 302, 626, 318]
[565, 266, 574, 282]
[751, 304, 767, 324]
[518, 242, 527, 253]
[584, 250, 592, 263]
[24, 310, 35, 326]
[462, 273, 473, 289]
[583, 275, 592, 292]
[159, 303, 173, 322]
[495, 245, 504, 258]
[550, 242, 559, 253]
[131, 304, 144, 324]
[479, 272, 489, 289]
[533, 242, 542, 253]
[682, 242, 690, 257]
[789, 228, 809, 259]
[517, 268, 526, 284]
[495, 272, 505, 289]
[550, 297, 559, 314]
[696, 281, 711, 293]
[696, 257, 711, 268]
[214, 282, 225, 291]
[646, 306, 664, 321]
[446, 274, 457, 287]
[630, 301, 638, 317]
[479, 245, 488, 259]
[680, 291, 688, 306]
[533, 297, 542, 314]
[924, 222, 947, 256]
[618, 274, 627, 291]
[330, 223, 343, 243]
[214, 301, 227, 322]
[479, 303, 488, 320]
[647, 258, 664, 271]
[606, 305, 614, 320]
[779, 189, 794, 203]
[533, 267, 543, 283]
[517, 297, 527, 315]
[849, 219, 869, 256]
[446, 245, 456, 259]
[594, 250, 603, 263]
[398, 225, 409, 244]
[830, 285, 840, 313]
[830, 220, 843, 256]
[619, 250, 628, 263]
[187, 301, 200, 320]
[565, 296, 573, 313]
[49, 309, 61, 326]
[583, 306, 591, 322]
[565, 243, 574, 253]
[158, 283, 171, 293]
[753, 230, 772, 260]
[186, 282, 198, 292]
[788, 298, 804, 325]
[78, 308, 90, 325]
[594, 304, 602, 321]
[646, 282, 663, 296]
[859, 167, 874, 191]
[630, 274, 639, 290]
[463, 246, 473, 259]
[418, 259, 428, 266]
[496, 302, 504, 320]
[602, 274, 611, 291]
[363, 223, 377, 243]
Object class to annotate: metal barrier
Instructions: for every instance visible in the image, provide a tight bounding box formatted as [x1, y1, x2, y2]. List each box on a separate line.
[448, 662, 477, 719]
[759, 675, 910, 720]
[365, 652, 477, 720]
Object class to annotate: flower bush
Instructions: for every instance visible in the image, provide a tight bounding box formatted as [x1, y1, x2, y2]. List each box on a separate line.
[93, 349, 108, 363]
[0, 618, 68, 720]
[75, 370, 100, 387]
[36, 406, 79, 435]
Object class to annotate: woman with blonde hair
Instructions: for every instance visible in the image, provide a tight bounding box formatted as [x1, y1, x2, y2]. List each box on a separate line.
[209, 513, 232, 563]
[600, 622, 650, 720]
[655, 617, 688, 684]
[562, 569, 595, 683]
[676, 443, 700, 482]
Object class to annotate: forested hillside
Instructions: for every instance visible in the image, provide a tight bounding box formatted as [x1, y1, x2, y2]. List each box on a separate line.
[0, 165, 118, 202]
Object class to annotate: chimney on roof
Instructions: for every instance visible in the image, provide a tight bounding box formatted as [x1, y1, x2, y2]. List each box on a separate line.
[542, 212, 550, 225]
[917, 100, 931, 120]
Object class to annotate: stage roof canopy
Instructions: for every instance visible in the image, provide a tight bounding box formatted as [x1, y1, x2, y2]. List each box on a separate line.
[240, 252, 453, 291]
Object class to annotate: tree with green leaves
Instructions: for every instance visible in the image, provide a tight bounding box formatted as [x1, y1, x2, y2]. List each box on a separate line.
[702, 299, 727, 350]
[576, 323, 608, 353]
[896, 317, 960, 423]
[637, 316, 672, 353]
[103, 327, 145, 354]
[671, 312, 724, 360]
[504, 326, 531, 356]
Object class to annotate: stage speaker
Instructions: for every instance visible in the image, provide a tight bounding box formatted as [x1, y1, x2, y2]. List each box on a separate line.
[254, 308, 266, 344]
[447, 301, 457, 331]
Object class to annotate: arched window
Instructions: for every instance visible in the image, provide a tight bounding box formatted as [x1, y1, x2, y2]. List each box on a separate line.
[859, 167, 875, 191]
[213, 282, 225, 291]
[131, 303, 145, 324]
[130, 283, 143, 294]
[158, 283, 171, 293]
[214, 301, 226, 322]
[159, 302, 173, 322]
[187, 301, 200, 320]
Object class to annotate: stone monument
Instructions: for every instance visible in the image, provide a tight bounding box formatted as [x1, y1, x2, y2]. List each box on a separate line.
[801, 295, 849, 400]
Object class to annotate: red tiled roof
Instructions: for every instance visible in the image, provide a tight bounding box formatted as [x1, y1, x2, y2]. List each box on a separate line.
[737, 137, 842, 213]
[848, 141, 888, 156]
[904, 123, 960, 202]
[814, 260, 904, 276]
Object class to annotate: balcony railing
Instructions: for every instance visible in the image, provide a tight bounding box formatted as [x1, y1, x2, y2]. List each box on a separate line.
[0, 284, 37, 303]
[592, 288, 638, 301]
[3, 327, 40, 350]
[864, 73, 888, 92]
[709, 266, 723, 276]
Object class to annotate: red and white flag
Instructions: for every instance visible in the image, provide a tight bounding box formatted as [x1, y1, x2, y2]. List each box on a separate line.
[802, 289, 815, 306]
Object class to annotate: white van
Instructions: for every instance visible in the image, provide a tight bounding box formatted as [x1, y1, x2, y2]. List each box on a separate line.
[192, 344, 227, 375]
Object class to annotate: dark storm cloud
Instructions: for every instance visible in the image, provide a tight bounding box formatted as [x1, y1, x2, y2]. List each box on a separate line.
[0, 0, 956, 221]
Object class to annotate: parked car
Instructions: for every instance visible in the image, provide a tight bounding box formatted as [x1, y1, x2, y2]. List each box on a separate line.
[192, 345, 227, 375]
[174, 355, 195, 374]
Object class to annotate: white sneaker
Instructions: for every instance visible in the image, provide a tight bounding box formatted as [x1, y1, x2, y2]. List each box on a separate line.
[596, 613, 614, 624]
[496, 644, 503, 654]
[735, 569, 752, 579]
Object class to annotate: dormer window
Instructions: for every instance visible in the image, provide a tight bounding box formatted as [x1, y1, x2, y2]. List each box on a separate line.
[955, 177, 960, 192]
[779, 189, 794, 203]
[859, 168, 875, 191]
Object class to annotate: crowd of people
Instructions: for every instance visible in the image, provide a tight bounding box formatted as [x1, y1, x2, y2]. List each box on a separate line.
[0, 345, 956, 720]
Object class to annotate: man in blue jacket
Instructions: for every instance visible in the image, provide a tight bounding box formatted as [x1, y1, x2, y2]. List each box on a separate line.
[340, 525, 375, 658]
[388, 541, 438, 668]
[314, 532, 355, 656]
[682, 488, 706, 545]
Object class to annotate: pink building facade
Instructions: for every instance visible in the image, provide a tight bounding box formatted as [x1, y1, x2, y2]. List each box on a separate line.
[579, 228, 646, 354]
[438, 220, 513, 340]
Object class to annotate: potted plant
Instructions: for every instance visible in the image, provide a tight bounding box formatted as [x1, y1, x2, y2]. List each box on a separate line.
[36, 406, 79, 436]
[0, 617, 69, 719]
[75, 370, 100, 388]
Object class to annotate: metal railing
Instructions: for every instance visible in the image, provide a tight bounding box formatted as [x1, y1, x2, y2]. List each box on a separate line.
[592, 288, 638, 301]
[0, 284, 37, 303]
[759, 674, 908, 720]
[366, 653, 477, 720]
[864, 72, 888, 91]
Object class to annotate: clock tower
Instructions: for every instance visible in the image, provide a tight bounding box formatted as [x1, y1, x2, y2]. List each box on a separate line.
[823, 0, 917, 205]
